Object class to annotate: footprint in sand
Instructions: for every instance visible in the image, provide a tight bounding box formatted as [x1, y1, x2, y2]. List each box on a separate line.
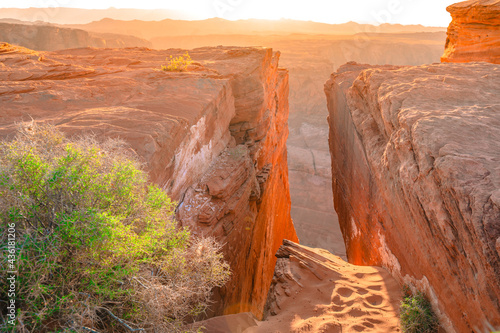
[331, 288, 358, 313]
[348, 307, 366, 317]
[367, 285, 382, 291]
[331, 294, 344, 306]
[336, 287, 355, 298]
[356, 287, 369, 295]
[365, 318, 383, 325]
[317, 322, 342, 333]
[329, 304, 344, 312]
[365, 294, 384, 307]
[352, 324, 367, 332]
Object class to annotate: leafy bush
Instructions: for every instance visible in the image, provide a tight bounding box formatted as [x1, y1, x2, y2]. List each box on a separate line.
[161, 52, 193, 72]
[0, 123, 230, 332]
[400, 286, 439, 333]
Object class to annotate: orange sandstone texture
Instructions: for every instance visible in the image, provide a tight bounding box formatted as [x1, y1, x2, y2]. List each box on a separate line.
[178, 53, 299, 318]
[0, 44, 297, 319]
[325, 62, 500, 332]
[441, 0, 500, 64]
[0, 18, 449, 258]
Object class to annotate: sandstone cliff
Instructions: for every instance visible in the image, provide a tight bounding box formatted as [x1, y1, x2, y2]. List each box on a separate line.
[441, 0, 500, 64]
[176, 49, 299, 318]
[0, 43, 297, 319]
[148, 30, 448, 258]
[325, 61, 500, 332]
[1, 11, 448, 259]
[0, 22, 152, 50]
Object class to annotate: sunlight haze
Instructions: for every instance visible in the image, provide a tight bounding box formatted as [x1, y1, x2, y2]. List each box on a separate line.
[1, 0, 457, 26]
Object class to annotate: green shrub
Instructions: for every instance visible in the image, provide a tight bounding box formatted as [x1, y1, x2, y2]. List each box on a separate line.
[0, 123, 230, 332]
[161, 52, 193, 72]
[400, 286, 439, 333]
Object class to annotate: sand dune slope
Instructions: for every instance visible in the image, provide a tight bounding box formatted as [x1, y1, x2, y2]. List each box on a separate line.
[197, 241, 402, 332]
[254, 241, 401, 332]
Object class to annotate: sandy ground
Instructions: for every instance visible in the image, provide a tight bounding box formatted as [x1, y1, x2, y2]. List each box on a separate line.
[197, 242, 402, 333]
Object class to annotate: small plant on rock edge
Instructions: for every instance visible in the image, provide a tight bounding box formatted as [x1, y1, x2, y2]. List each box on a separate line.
[161, 52, 193, 72]
[400, 285, 439, 333]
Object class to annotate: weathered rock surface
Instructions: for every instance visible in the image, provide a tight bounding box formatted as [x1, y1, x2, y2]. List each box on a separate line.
[1, 15, 447, 258]
[0, 43, 297, 319]
[0, 22, 152, 50]
[277, 32, 445, 258]
[325, 61, 500, 332]
[441, 0, 500, 64]
[177, 54, 299, 317]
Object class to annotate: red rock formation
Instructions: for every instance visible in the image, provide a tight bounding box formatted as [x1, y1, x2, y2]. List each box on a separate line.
[178, 52, 299, 318]
[0, 43, 297, 320]
[441, 0, 500, 64]
[325, 61, 500, 332]
[1, 12, 448, 259]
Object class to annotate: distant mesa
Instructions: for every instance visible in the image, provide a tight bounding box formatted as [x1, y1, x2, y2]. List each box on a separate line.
[0, 22, 152, 50]
[65, 18, 446, 40]
[0, 7, 191, 24]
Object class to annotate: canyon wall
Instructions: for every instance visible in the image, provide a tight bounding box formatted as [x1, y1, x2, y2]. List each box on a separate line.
[0, 15, 447, 258]
[325, 61, 500, 332]
[0, 22, 152, 50]
[0, 43, 297, 319]
[146, 30, 447, 257]
[177, 50, 299, 318]
[441, 0, 500, 64]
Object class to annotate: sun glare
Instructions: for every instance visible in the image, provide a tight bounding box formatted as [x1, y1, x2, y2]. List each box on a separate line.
[1, 0, 457, 26]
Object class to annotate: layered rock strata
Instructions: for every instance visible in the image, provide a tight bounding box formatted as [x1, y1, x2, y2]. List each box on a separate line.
[0, 22, 152, 50]
[0, 43, 297, 319]
[441, 0, 500, 64]
[325, 61, 500, 332]
[177, 55, 299, 317]
[1, 16, 449, 259]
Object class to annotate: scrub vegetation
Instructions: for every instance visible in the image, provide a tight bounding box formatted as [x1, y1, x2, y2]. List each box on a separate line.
[0, 123, 230, 332]
[400, 285, 439, 333]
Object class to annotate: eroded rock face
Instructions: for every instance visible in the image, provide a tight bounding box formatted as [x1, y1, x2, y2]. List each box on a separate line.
[1, 19, 448, 259]
[441, 0, 500, 64]
[0, 43, 297, 319]
[325, 61, 500, 332]
[178, 58, 299, 318]
[0, 22, 152, 50]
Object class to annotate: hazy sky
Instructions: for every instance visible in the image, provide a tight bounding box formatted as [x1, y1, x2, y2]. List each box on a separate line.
[2, 0, 459, 26]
